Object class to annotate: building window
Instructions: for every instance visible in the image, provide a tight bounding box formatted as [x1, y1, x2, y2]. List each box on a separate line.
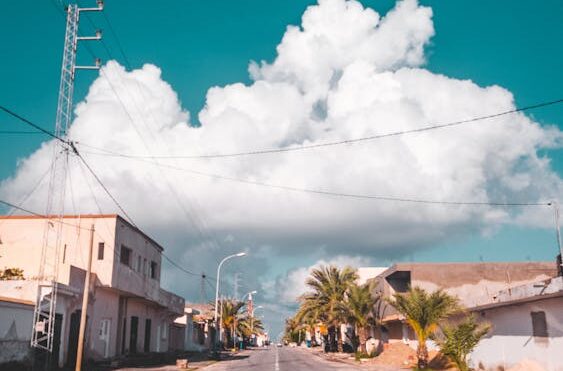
[137, 256, 142, 272]
[98, 242, 105, 260]
[120, 245, 132, 267]
[150, 261, 158, 279]
[62, 244, 67, 263]
[531, 311, 548, 340]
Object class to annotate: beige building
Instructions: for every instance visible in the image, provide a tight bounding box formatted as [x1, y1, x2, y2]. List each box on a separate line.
[0, 214, 184, 368]
[372, 262, 557, 344]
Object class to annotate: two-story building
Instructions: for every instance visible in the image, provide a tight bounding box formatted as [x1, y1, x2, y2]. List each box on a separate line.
[0, 214, 185, 368]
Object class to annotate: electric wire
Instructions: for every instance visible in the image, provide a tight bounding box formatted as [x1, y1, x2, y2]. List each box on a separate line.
[43, 3, 207, 282]
[1, 103, 552, 207]
[76, 98, 563, 159]
[0, 105, 67, 144]
[77, 15, 232, 263]
[0, 130, 46, 135]
[79, 150, 551, 207]
[0, 160, 55, 228]
[75, 158, 203, 279]
[73, 149, 136, 226]
[0, 199, 92, 231]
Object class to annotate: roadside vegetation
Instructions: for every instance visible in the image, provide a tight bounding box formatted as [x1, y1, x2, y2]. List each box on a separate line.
[285, 265, 490, 370]
[214, 298, 265, 349]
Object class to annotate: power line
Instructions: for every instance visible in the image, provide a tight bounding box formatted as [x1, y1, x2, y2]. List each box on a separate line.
[0, 199, 93, 231]
[72, 146, 137, 226]
[0, 105, 67, 144]
[75, 12, 234, 264]
[79, 150, 551, 207]
[77, 98, 563, 159]
[0, 130, 46, 135]
[74, 157, 203, 279]
[0, 160, 55, 228]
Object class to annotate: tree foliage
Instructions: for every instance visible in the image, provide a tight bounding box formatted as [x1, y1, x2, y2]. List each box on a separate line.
[301, 265, 358, 352]
[433, 315, 490, 371]
[389, 287, 459, 369]
[0, 267, 24, 280]
[346, 282, 379, 353]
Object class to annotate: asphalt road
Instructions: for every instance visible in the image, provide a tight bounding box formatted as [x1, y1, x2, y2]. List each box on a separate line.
[202, 346, 365, 371]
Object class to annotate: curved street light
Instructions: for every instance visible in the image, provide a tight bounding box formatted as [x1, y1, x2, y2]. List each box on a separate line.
[241, 290, 257, 302]
[214, 252, 246, 347]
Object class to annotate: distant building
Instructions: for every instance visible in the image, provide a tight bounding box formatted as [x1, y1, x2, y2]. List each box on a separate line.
[356, 267, 388, 285]
[0, 214, 185, 368]
[372, 262, 557, 345]
[174, 303, 214, 352]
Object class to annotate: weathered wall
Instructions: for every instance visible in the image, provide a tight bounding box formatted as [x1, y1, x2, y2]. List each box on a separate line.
[0, 300, 33, 364]
[470, 296, 563, 371]
[0, 215, 117, 286]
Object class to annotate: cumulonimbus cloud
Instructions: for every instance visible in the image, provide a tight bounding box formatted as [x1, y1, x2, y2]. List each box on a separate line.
[1, 0, 562, 308]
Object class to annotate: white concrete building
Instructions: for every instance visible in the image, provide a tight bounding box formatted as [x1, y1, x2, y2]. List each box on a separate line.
[174, 305, 211, 352]
[469, 276, 563, 371]
[0, 214, 184, 368]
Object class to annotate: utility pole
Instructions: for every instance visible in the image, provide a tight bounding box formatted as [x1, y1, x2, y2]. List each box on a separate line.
[200, 273, 206, 303]
[75, 224, 95, 371]
[552, 201, 563, 273]
[31, 1, 103, 356]
[233, 272, 241, 300]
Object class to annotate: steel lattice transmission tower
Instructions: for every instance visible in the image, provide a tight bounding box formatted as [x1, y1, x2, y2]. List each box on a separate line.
[31, 1, 103, 353]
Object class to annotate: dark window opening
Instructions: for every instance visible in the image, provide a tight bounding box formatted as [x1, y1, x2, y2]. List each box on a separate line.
[386, 271, 411, 293]
[120, 245, 132, 267]
[531, 311, 548, 339]
[97, 242, 105, 260]
[62, 244, 67, 264]
[150, 261, 158, 279]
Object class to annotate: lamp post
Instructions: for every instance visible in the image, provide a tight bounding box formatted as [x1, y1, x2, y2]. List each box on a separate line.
[241, 290, 257, 302]
[251, 305, 263, 345]
[214, 252, 246, 350]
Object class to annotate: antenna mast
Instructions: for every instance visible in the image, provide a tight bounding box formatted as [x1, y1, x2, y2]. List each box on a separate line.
[31, 1, 103, 353]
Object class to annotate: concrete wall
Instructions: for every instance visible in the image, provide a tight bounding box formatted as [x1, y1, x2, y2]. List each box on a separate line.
[470, 296, 563, 371]
[0, 215, 117, 286]
[112, 219, 162, 302]
[87, 288, 120, 360]
[375, 262, 557, 319]
[0, 299, 34, 364]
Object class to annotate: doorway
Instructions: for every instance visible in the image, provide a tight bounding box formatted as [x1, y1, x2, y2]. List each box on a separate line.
[129, 316, 138, 354]
[67, 310, 87, 368]
[144, 319, 151, 352]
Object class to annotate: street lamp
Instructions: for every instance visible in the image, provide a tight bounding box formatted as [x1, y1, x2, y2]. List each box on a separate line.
[251, 305, 264, 344]
[214, 252, 246, 349]
[241, 290, 257, 302]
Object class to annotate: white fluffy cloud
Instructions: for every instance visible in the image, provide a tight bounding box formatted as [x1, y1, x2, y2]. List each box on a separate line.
[272, 255, 370, 303]
[1, 0, 562, 321]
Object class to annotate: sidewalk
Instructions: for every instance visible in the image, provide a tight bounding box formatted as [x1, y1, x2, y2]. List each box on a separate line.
[110, 350, 250, 371]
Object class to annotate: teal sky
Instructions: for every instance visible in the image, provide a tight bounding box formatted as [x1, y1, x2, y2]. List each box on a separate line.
[1, 1, 562, 266]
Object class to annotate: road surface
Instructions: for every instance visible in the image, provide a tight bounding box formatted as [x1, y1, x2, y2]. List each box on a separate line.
[201, 346, 393, 371]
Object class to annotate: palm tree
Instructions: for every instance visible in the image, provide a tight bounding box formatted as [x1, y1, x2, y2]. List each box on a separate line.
[389, 287, 459, 369]
[295, 297, 323, 345]
[303, 265, 358, 352]
[433, 315, 490, 371]
[346, 282, 378, 354]
[237, 315, 264, 339]
[284, 316, 300, 343]
[216, 298, 245, 346]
